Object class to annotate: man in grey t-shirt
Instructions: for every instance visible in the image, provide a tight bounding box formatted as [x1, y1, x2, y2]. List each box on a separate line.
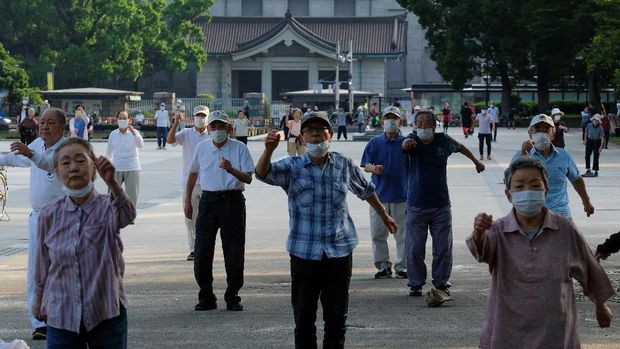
[582, 114, 605, 177]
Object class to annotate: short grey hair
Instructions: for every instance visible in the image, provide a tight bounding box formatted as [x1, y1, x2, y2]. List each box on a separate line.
[43, 107, 66, 125]
[504, 156, 548, 190]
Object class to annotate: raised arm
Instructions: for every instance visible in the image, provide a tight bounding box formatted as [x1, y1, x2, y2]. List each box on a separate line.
[167, 114, 182, 144]
[256, 130, 280, 178]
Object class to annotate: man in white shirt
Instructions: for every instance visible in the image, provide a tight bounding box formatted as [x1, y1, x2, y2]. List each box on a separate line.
[167, 105, 210, 261]
[184, 110, 254, 312]
[0, 108, 66, 340]
[488, 103, 500, 142]
[155, 103, 170, 150]
[105, 111, 144, 207]
[134, 110, 145, 129]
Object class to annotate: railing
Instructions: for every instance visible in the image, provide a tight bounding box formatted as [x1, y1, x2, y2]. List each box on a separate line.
[128, 98, 248, 115]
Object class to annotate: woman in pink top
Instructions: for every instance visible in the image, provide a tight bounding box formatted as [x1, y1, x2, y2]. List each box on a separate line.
[468, 156, 614, 349]
[33, 138, 136, 349]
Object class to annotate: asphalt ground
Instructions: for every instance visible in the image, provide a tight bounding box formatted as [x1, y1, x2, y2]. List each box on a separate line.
[0, 126, 619, 348]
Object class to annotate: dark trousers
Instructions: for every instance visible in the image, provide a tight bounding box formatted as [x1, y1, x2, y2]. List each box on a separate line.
[236, 136, 248, 145]
[291, 253, 352, 349]
[156, 127, 167, 148]
[585, 139, 601, 171]
[493, 124, 497, 141]
[604, 131, 610, 148]
[337, 126, 347, 140]
[478, 133, 492, 156]
[47, 305, 127, 349]
[195, 191, 246, 305]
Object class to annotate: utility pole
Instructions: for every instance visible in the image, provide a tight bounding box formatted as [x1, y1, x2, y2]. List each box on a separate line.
[335, 41, 340, 111]
[348, 40, 354, 114]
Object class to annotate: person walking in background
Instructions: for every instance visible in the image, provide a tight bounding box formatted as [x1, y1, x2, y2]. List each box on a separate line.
[361, 106, 408, 279]
[0, 108, 67, 340]
[19, 107, 38, 145]
[17, 99, 30, 144]
[356, 105, 366, 133]
[279, 110, 290, 140]
[255, 111, 397, 348]
[105, 111, 143, 209]
[336, 108, 348, 141]
[184, 110, 254, 312]
[441, 103, 452, 134]
[168, 105, 210, 261]
[155, 102, 170, 150]
[507, 106, 517, 129]
[34, 138, 136, 349]
[601, 113, 611, 149]
[460, 102, 473, 138]
[69, 104, 90, 141]
[402, 111, 484, 306]
[287, 108, 305, 156]
[551, 107, 569, 148]
[233, 109, 252, 145]
[469, 156, 613, 349]
[581, 105, 591, 141]
[370, 102, 378, 128]
[582, 114, 605, 177]
[488, 103, 500, 141]
[475, 108, 494, 160]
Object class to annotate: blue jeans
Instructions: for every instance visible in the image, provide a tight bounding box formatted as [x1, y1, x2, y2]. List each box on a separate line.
[47, 305, 127, 349]
[156, 127, 168, 148]
[406, 205, 453, 289]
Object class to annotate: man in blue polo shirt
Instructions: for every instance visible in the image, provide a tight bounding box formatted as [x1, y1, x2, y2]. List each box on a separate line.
[361, 106, 408, 279]
[402, 110, 485, 306]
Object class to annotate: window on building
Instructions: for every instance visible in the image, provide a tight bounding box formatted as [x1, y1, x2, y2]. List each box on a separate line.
[334, 0, 355, 16]
[386, 59, 406, 89]
[288, 0, 308, 16]
[242, 0, 262, 16]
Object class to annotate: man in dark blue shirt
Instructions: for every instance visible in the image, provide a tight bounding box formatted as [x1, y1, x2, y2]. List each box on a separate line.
[402, 110, 485, 306]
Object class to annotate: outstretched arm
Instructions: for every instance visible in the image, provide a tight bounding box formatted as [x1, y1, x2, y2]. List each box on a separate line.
[459, 143, 485, 173]
[366, 193, 397, 234]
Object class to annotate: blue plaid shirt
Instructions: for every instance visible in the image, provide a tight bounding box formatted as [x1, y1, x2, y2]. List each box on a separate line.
[257, 152, 375, 260]
[512, 146, 580, 217]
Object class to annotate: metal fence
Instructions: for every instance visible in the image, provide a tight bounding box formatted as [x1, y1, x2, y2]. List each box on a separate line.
[128, 98, 247, 116]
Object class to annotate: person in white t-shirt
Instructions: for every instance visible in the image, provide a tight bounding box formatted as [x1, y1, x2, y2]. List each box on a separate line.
[475, 108, 495, 160]
[155, 103, 170, 150]
[105, 111, 144, 208]
[167, 105, 210, 261]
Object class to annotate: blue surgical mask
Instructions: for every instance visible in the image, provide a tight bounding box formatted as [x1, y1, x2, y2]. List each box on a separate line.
[306, 141, 330, 158]
[211, 130, 228, 144]
[61, 181, 94, 198]
[511, 190, 545, 217]
[418, 128, 434, 141]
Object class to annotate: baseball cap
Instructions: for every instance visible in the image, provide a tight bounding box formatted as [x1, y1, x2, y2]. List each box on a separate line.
[529, 114, 555, 129]
[383, 106, 401, 118]
[301, 111, 331, 131]
[193, 105, 210, 116]
[207, 110, 229, 125]
[413, 105, 422, 111]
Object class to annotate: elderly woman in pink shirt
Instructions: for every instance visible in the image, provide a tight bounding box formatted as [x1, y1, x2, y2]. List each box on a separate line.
[32, 138, 135, 348]
[469, 156, 614, 349]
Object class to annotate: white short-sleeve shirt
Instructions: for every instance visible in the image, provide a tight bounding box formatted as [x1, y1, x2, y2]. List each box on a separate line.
[189, 138, 255, 191]
[174, 127, 209, 185]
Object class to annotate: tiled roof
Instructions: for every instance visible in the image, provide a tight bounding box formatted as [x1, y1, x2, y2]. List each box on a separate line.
[194, 13, 407, 56]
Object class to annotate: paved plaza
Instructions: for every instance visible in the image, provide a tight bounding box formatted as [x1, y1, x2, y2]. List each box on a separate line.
[0, 127, 619, 348]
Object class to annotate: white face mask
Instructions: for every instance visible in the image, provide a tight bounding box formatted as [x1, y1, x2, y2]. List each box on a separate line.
[117, 119, 129, 129]
[383, 119, 399, 133]
[194, 117, 206, 128]
[306, 141, 330, 158]
[160, 106, 165, 111]
[418, 128, 434, 141]
[553, 115, 561, 122]
[211, 129, 228, 144]
[531, 132, 551, 150]
[511, 190, 546, 217]
[61, 181, 94, 198]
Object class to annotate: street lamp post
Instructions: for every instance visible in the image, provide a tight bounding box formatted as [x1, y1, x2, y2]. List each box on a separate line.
[335, 41, 340, 111]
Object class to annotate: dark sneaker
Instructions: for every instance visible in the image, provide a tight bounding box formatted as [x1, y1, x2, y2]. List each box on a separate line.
[32, 326, 47, 340]
[186, 252, 195, 261]
[374, 267, 392, 279]
[409, 286, 422, 297]
[226, 302, 243, 311]
[395, 270, 407, 279]
[594, 171, 599, 177]
[582, 169, 593, 177]
[425, 287, 453, 307]
[195, 302, 217, 311]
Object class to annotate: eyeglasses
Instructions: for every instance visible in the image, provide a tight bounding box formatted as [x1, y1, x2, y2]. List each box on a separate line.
[302, 126, 330, 133]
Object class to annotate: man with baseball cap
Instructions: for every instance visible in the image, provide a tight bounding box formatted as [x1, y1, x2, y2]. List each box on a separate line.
[361, 106, 408, 279]
[255, 111, 397, 348]
[583, 114, 605, 177]
[167, 105, 210, 261]
[184, 110, 254, 312]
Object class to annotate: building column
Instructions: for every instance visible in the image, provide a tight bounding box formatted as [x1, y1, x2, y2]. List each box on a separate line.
[309, 61, 319, 90]
[262, 61, 272, 100]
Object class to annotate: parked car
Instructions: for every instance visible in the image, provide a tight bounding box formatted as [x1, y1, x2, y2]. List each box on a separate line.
[0, 113, 11, 131]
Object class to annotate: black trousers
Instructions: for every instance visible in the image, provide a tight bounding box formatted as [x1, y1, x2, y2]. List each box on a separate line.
[337, 126, 347, 140]
[478, 133, 492, 156]
[290, 253, 352, 349]
[195, 190, 246, 305]
[585, 139, 601, 171]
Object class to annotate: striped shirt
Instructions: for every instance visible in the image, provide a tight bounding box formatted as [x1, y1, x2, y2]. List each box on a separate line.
[512, 146, 580, 217]
[257, 152, 375, 260]
[35, 189, 136, 333]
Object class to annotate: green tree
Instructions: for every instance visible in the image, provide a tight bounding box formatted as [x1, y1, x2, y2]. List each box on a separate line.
[0, 42, 41, 106]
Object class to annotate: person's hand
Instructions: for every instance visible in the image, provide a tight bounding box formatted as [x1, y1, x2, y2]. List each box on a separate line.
[474, 213, 493, 234]
[595, 251, 611, 262]
[596, 304, 613, 328]
[184, 201, 193, 219]
[95, 156, 117, 186]
[382, 214, 398, 234]
[264, 130, 281, 152]
[583, 200, 594, 217]
[402, 139, 417, 151]
[372, 165, 384, 175]
[32, 301, 46, 322]
[475, 161, 485, 173]
[521, 140, 534, 155]
[219, 157, 233, 173]
[175, 113, 184, 123]
[10, 142, 32, 158]
[128, 125, 136, 135]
